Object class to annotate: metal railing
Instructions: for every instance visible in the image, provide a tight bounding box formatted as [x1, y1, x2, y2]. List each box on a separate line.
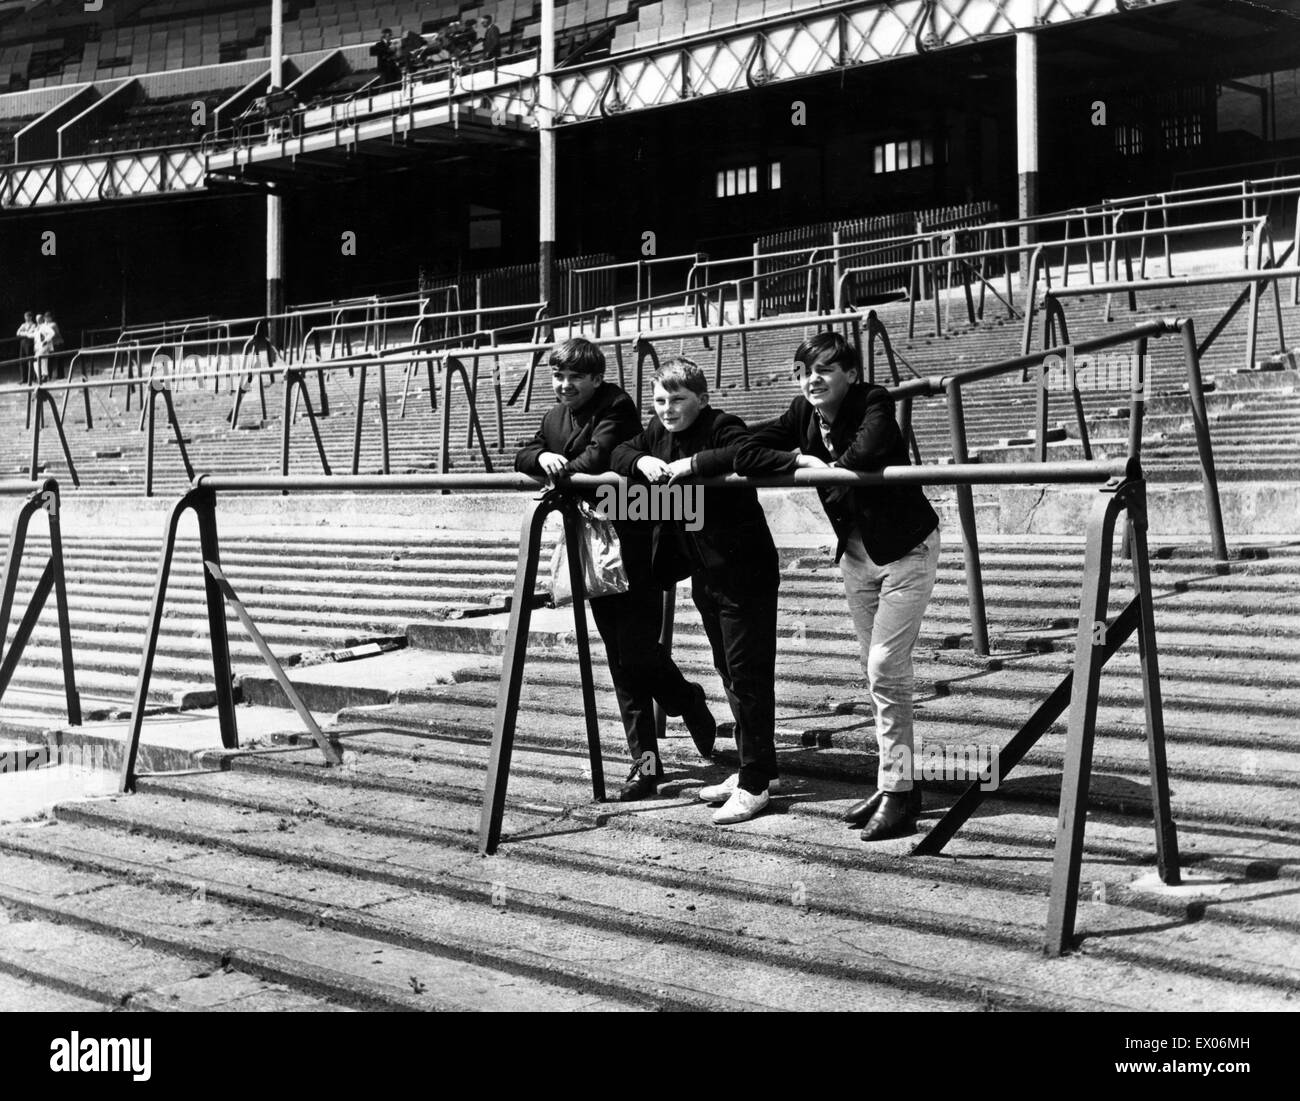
[110, 459, 1178, 957]
[0, 477, 79, 726]
[567, 253, 703, 324]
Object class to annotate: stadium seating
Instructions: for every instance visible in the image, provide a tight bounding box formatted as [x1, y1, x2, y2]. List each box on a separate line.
[0, 113, 39, 164]
[82, 88, 241, 153]
[610, 0, 833, 52]
[0, 0, 655, 93]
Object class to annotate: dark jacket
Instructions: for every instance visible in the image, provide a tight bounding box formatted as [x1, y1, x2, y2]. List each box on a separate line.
[514, 381, 642, 479]
[734, 384, 938, 566]
[610, 407, 778, 595]
[514, 381, 654, 588]
[482, 24, 502, 59]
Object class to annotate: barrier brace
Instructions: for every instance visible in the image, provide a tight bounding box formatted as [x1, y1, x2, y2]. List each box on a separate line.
[25, 384, 81, 488]
[116, 480, 356, 793]
[144, 379, 195, 498]
[0, 478, 80, 725]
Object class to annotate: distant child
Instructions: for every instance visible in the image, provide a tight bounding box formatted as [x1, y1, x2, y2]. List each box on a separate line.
[736, 332, 939, 842]
[611, 356, 781, 826]
[514, 337, 716, 801]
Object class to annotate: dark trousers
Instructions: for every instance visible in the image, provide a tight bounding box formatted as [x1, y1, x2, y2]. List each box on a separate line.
[17, 339, 33, 384]
[691, 575, 779, 793]
[589, 583, 695, 775]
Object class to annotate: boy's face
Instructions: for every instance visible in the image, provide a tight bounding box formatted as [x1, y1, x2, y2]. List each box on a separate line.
[552, 367, 600, 411]
[653, 381, 707, 433]
[796, 349, 857, 416]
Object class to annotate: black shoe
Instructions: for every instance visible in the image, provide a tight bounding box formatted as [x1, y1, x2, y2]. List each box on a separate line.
[844, 791, 884, 827]
[859, 792, 918, 842]
[845, 786, 921, 827]
[616, 774, 661, 802]
[682, 683, 717, 759]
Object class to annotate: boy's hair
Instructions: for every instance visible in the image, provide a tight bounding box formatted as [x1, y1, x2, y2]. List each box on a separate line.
[652, 355, 707, 396]
[549, 337, 606, 377]
[793, 331, 862, 382]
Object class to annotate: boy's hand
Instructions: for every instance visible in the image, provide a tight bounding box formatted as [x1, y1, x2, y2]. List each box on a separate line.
[795, 453, 831, 469]
[538, 452, 568, 478]
[665, 457, 695, 483]
[636, 456, 672, 482]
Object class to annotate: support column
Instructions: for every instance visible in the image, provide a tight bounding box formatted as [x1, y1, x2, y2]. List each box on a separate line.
[266, 0, 286, 341]
[538, 0, 556, 308]
[1015, 31, 1039, 287]
[266, 192, 285, 334]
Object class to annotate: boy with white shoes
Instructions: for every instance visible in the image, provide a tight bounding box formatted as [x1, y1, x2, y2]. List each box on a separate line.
[610, 357, 781, 826]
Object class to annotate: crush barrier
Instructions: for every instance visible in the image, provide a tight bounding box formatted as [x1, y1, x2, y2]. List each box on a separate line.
[114, 455, 1175, 956]
[0, 478, 79, 726]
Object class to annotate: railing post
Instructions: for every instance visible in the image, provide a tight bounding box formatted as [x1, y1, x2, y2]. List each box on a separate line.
[1178, 318, 1228, 561]
[479, 492, 604, 854]
[945, 381, 989, 655]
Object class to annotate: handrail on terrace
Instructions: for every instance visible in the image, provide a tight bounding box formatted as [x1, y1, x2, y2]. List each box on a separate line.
[680, 177, 1300, 331]
[113, 455, 1178, 957]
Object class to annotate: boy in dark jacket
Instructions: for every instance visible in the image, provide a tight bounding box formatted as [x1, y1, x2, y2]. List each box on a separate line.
[735, 332, 940, 842]
[611, 356, 781, 826]
[515, 338, 716, 801]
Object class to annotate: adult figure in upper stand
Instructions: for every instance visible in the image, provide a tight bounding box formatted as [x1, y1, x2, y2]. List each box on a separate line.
[480, 14, 502, 61]
[370, 27, 401, 85]
[16, 311, 37, 384]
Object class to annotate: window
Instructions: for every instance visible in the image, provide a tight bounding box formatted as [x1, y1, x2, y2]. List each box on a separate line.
[1162, 112, 1202, 150]
[715, 162, 782, 199]
[1115, 124, 1143, 156]
[872, 136, 938, 174]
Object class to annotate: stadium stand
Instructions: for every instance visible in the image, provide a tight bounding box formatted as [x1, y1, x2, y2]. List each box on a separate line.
[1, 0, 1298, 1016]
[0, 0, 646, 93]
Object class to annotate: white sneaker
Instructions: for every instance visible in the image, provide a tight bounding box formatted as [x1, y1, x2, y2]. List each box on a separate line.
[698, 773, 781, 803]
[712, 787, 770, 825]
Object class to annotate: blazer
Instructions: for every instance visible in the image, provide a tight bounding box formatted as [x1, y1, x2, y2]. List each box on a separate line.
[610, 407, 778, 595]
[514, 381, 654, 587]
[734, 384, 938, 566]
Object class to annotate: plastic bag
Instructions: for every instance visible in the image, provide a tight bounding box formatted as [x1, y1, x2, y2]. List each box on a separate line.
[550, 502, 629, 606]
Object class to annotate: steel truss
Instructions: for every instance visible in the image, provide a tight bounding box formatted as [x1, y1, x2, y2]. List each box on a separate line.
[0, 147, 205, 211]
[553, 0, 1183, 124]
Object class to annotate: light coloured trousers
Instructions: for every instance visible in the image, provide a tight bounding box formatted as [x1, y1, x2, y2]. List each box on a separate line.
[839, 527, 940, 793]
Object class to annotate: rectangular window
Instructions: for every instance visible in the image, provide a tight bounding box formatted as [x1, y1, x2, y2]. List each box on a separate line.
[872, 135, 942, 174]
[715, 163, 774, 199]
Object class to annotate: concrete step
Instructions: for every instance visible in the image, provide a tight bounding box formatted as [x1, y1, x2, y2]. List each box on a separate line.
[13, 732, 1292, 1011]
